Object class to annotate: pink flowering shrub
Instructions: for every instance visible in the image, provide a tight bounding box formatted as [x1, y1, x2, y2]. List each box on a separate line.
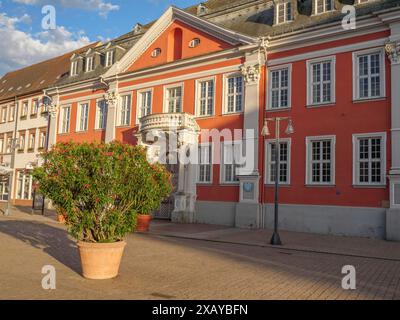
[33, 141, 172, 243]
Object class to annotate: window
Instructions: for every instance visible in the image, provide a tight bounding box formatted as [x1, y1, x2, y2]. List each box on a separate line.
[39, 131, 46, 149]
[307, 57, 335, 106]
[221, 142, 242, 183]
[268, 66, 291, 109]
[353, 49, 385, 100]
[31, 99, 39, 115]
[306, 136, 335, 185]
[70, 60, 79, 76]
[189, 38, 201, 48]
[119, 95, 131, 126]
[8, 105, 14, 121]
[77, 103, 89, 132]
[315, 0, 333, 15]
[95, 100, 107, 130]
[165, 86, 182, 113]
[265, 140, 291, 184]
[16, 171, 33, 200]
[59, 106, 71, 134]
[105, 50, 115, 67]
[0, 138, 3, 153]
[151, 48, 161, 58]
[276, 1, 293, 24]
[225, 75, 243, 113]
[1, 107, 7, 123]
[198, 144, 212, 183]
[137, 90, 152, 120]
[85, 56, 94, 72]
[353, 133, 386, 186]
[28, 132, 35, 150]
[196, 79, 214, 116]
[19, 133, 25, 151]
[6, 135, 12, 153]
[21, 102, 28, 117]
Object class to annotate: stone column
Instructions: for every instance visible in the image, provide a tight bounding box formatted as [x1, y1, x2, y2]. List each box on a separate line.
[104, 82, 119, 143]
[385, 25, 400, 240]
[235, 51, 263, 229]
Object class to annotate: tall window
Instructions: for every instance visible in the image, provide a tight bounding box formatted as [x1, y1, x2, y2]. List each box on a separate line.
[1, 107, 7, 123]
[221, 142, 242, 183]
[276, 1, 293, 24]
[85, 56, 94, 72]
[6, 135, 12, 153]
[105, 50, 115, 67]
[31, 99, 39, 115]
[21, 102, 28, 117]
[226, 75, 243, 113]
[120, 95, 131, 126]
[16, 171, 33, 200]
[315, 0, 333, 14]
[306, 136, 335, 185]
[197, 79, 214, 116]
[269, 66, 290, 109]
[96, 100, 107, 130]
[354, 50, 384, 100]
[59, 106, 71, 134]
[19, 133, 25, 151]
[39, 131, 46, 149]
[138, 90, 152, 119]
[166, 86, 182, 113]
[0, 138, 3, 153]
[198, 144, 212, 183]
[8, 105, 14, 121]
[307, 57, 335, 105]
[353, 133, 386, 186]
[28, 132, 35, 150]
[77, 103, 89, 132]
[265, 140, 291, 184]
[70, 60, 79, 76]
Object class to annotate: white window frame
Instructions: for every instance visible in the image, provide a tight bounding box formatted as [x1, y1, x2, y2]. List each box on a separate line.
[275, 1, 293, 25]
[59, 105, 71, 134]
[1, 106, 7, 123]
[314, 0, 334, 15]
[195, 76, 216, 117]
[352, 132, 387, 187]
[306, 56, 336, 107]
[16, 171, 33, 200]
[352, 48, 386, 101]
[163, 83, 184, 113]
[70, 60, 79, 76]
[0, 138, 3, 154]
[85, 56, 94, 72]
[119, 94, 131, 126]
[223, 73, 244, 114]
[105, 50, 115, 67]
[136, 88, 153, 123]
[264, 138, 292, 185]
[31, 99, 39, 115]
[8, 105, 14, 121]
[220, 140, 242, 185]
[21, 101, 29, 117]
[76, 102, 90, 132]
[267, 64, 292, 110]
[28, 132, 35, 150]
[39, 131, 46, 149]
[95, 99, 107, 130]
[305, 135, 336, 186]
[197, 143, 213, 184]
[19, 132, 25, 151]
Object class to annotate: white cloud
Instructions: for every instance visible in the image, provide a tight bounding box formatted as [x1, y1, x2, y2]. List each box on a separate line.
[12, 0, 119, 17]
[0, 12, 91, 76]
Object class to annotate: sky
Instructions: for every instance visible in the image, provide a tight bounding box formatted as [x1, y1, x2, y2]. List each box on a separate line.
[0, 0, 200, 77]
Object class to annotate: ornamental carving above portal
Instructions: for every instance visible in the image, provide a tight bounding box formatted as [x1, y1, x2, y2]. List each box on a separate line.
[241, 64, 260, 84]
[385, 42, 400, 64]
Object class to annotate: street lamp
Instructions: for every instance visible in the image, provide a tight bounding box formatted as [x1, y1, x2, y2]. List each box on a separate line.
[261, 117, 294, 245]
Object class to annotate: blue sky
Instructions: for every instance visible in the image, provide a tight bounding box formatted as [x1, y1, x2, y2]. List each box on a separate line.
[0, 0, 200, 77]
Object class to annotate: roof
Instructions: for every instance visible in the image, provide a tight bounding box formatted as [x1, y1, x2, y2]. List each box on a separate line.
[54, 0, 400, 88]
[0, 42, 100, 102]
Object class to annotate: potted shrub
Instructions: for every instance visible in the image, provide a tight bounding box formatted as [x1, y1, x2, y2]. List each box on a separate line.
[33, 141, 172, 280]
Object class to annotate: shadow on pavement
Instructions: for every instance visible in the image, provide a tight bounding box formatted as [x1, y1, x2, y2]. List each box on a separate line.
[0, 220, 81, 275]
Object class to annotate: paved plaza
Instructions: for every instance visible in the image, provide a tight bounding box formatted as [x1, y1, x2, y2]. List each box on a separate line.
[0, 206, 400, 300]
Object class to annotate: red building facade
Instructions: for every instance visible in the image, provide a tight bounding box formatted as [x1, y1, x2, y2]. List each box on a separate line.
[45, 0, 400, 240]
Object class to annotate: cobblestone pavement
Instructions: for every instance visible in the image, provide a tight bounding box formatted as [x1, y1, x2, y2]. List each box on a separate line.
[0, 208, 400, 300]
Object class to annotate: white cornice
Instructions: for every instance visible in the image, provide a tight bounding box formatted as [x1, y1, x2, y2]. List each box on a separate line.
[104, 6, 256, 78]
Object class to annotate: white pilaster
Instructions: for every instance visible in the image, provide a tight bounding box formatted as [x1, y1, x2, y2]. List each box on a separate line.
[104, 82, 119, 143]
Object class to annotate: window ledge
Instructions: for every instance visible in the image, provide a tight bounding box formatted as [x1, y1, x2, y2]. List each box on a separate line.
[197, 182, 213, 185]
[306, 102, 335, 109]
[265, 183, 291, 187]
[221, 111, 243, 117]
[353, 97, 387, 103]
[352, 184, 387, 189]
[305, 184, 336, 187]
[220, 182, 240, 186]
[195, 115, 215, 119]
[266, 107, 291, 112]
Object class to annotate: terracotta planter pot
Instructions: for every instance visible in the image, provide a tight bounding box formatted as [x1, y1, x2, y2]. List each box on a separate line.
[57, 214, 66, 223]
[136, 214, 152, 232]
[77, 241, 126, 280]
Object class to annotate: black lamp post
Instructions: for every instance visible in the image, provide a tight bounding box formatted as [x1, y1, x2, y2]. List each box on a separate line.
[261, 117, 294, 245]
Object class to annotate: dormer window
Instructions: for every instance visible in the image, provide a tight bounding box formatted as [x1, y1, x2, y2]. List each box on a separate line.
[189, 38, 201, 48]
[85, 56, 94, 72]
[151, 48, 162, 58]
[133, 23, 142, 34]
[276, 1, 293, 25]
[70, 60, 79, 76]
[105, 50, 115, 67]
[314, 0, 333, 15]
[197, 3, 207, 16]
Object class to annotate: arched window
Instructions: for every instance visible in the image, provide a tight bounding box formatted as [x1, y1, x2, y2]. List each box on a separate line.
[167, 28, 183, 62]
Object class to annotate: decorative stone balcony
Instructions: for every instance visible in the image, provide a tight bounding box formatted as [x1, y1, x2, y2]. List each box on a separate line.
[138, 112, 200, 133]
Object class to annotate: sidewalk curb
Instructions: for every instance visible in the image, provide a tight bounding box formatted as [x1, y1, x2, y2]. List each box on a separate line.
[144, 231, 400, 263]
